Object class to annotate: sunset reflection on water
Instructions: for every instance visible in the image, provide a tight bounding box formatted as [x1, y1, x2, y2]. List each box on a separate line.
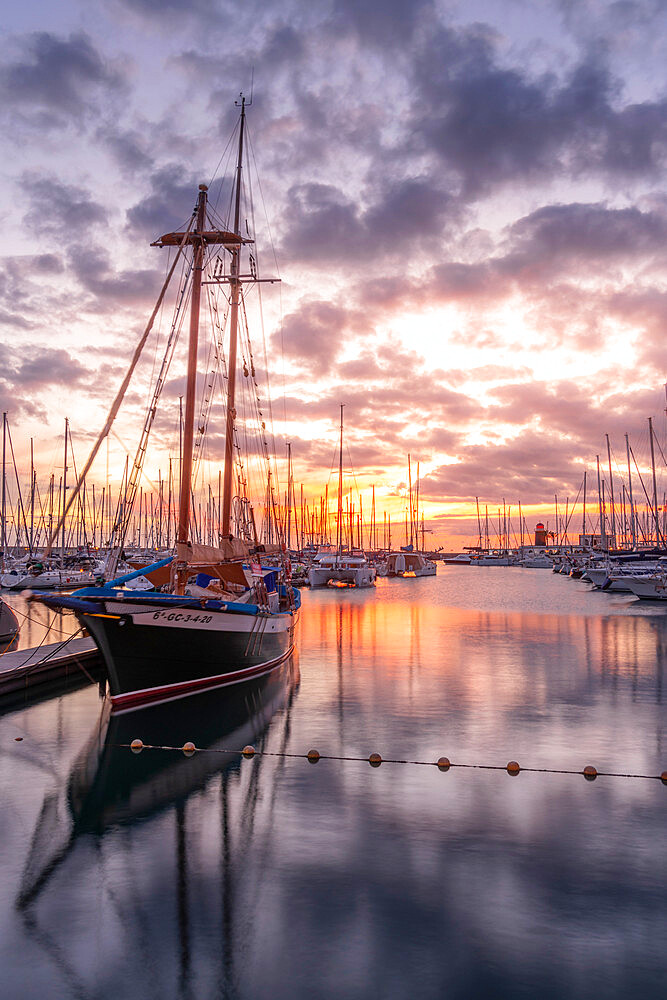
[0, 567, 665, 999]
[297, 575, 664, 774]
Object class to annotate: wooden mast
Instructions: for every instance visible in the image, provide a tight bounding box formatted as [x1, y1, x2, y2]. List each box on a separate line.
[221, 96, 247, 539]
[175, 185, 208, 591]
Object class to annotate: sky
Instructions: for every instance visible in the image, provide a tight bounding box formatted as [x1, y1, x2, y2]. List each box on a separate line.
[2, 0, 667, 549]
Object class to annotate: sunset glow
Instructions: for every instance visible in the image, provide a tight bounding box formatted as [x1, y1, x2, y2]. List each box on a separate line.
[2, 1, 667, 549]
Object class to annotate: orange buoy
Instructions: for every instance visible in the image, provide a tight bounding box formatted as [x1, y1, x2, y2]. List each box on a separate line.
[437, 757, 450, 771]
[661, 771, 667, 785]
[14, 736, 23, 742]
[369, 753, 382, 767]
[182, 741, 196, 757]
[506, 760, 520, 775]
[307, 749, 320, 763]
[130, 739, 143, 754]
[242, 745, 256, 758]
[583, 765, 597, 781]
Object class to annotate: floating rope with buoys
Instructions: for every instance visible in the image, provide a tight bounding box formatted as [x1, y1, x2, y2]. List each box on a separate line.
[119, 740, 666, 783]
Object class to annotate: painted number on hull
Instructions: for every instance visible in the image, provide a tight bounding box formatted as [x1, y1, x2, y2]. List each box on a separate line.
[151, 611, 213, 624]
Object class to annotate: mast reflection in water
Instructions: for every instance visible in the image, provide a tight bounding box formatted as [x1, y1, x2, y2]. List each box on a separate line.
[2, 568, 666, 999]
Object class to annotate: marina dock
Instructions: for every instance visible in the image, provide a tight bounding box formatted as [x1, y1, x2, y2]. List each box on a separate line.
[0, 636, 99, 695]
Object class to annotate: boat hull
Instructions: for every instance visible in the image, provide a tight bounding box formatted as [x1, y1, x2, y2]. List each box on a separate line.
[308, 567, 376, 587]
[79, 599, 298, 710]
[35, 587, 300, 711]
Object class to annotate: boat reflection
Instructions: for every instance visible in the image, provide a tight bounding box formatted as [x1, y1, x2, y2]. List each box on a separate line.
[18, 657, 299, 906]
[70, 657, 300, 833]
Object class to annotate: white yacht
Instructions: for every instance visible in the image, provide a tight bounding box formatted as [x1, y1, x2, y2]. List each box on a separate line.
[624, 573, 667, 600]
[379, 550, 436, 577]
[308, 548, 376, 588]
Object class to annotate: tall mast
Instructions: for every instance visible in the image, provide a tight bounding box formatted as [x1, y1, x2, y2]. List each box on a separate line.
[648, 416, 660, 546]
[625, 434, 636, 549]
[61, 417, 68, 560]
[1, 412, 5, 569]
[176, 184, 208, 589]
[221, 96, 247, 539]
[337, 404, 344, 561]
[30, 438, 34, 555]
[582, 470, 587, 544]
[596, 455, 606, 550]
[407, 455, 413, 547]
[605, 433, 616, 548]
[415, 461, 420, 550]
[286, 443, 292, 549]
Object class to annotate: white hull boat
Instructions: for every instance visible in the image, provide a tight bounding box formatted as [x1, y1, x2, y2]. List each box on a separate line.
[308, 553, 376, 588]
[380, 551, 436, 577]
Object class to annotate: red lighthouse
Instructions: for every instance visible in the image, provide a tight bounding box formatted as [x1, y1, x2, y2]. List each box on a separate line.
[534, 522, 547, 546]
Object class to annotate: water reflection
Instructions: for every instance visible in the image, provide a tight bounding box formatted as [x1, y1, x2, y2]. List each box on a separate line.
[296, 592, 665, 774]
[14, 661, 299, 997]
[2, 572, 666, 999]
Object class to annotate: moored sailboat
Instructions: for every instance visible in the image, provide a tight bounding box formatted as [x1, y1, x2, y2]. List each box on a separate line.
[34, 97, 300, 711]
[307, 406, 376, 588]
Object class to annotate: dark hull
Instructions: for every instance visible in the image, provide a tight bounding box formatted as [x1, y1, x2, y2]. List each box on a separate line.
[33, 587, 300, 710]
[81, 607, 297, 711]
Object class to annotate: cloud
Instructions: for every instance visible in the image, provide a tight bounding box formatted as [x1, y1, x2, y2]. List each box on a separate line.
[0, 254, 67, 330]
[21, 174, 108, 238]
[114, 0, 219, 18]
[411, 26, 667, 197]
[67, 246, 163, 305]
[0, 31, 124, 126]
[327, 0, 434, 46]
[279, 177, 457, 267]
[97, 125, 154, 173]
[125, 164, 206, 237]
[279, 299, 357, 375]
[504, 202, 667, 274]
[0, 343, 90, 420]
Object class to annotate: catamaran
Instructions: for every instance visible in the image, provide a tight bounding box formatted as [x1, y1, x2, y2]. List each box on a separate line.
[34, 97, 300, 711]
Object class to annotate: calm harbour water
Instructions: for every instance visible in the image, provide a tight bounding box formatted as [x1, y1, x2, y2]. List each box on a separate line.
[1, 566, 665, 999]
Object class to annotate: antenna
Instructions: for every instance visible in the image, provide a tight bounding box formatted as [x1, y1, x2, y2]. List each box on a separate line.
[235, 69, 254, 109]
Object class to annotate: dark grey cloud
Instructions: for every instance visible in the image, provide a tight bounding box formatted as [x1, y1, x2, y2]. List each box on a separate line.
[411, 25, 667, 197]
[115, 0, 218, 17]
[67, 246, 163, 305]
[327, 0, 434, 46]
[505, 202, 667, 270]
[125, 165, 208, 237]
[0, 254, 67, 330]
[22, 174, 108, 238]
[0, 31, 123, 126]
[97, 125, 154, 173]
[279, 176, 457, 266]
[357, 200, 667, 328]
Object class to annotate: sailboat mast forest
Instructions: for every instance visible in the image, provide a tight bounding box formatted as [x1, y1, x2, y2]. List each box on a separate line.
[34, 97, 300, 711]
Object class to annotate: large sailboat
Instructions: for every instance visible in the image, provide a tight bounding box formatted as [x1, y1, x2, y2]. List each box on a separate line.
[34, 97, 300, 711]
